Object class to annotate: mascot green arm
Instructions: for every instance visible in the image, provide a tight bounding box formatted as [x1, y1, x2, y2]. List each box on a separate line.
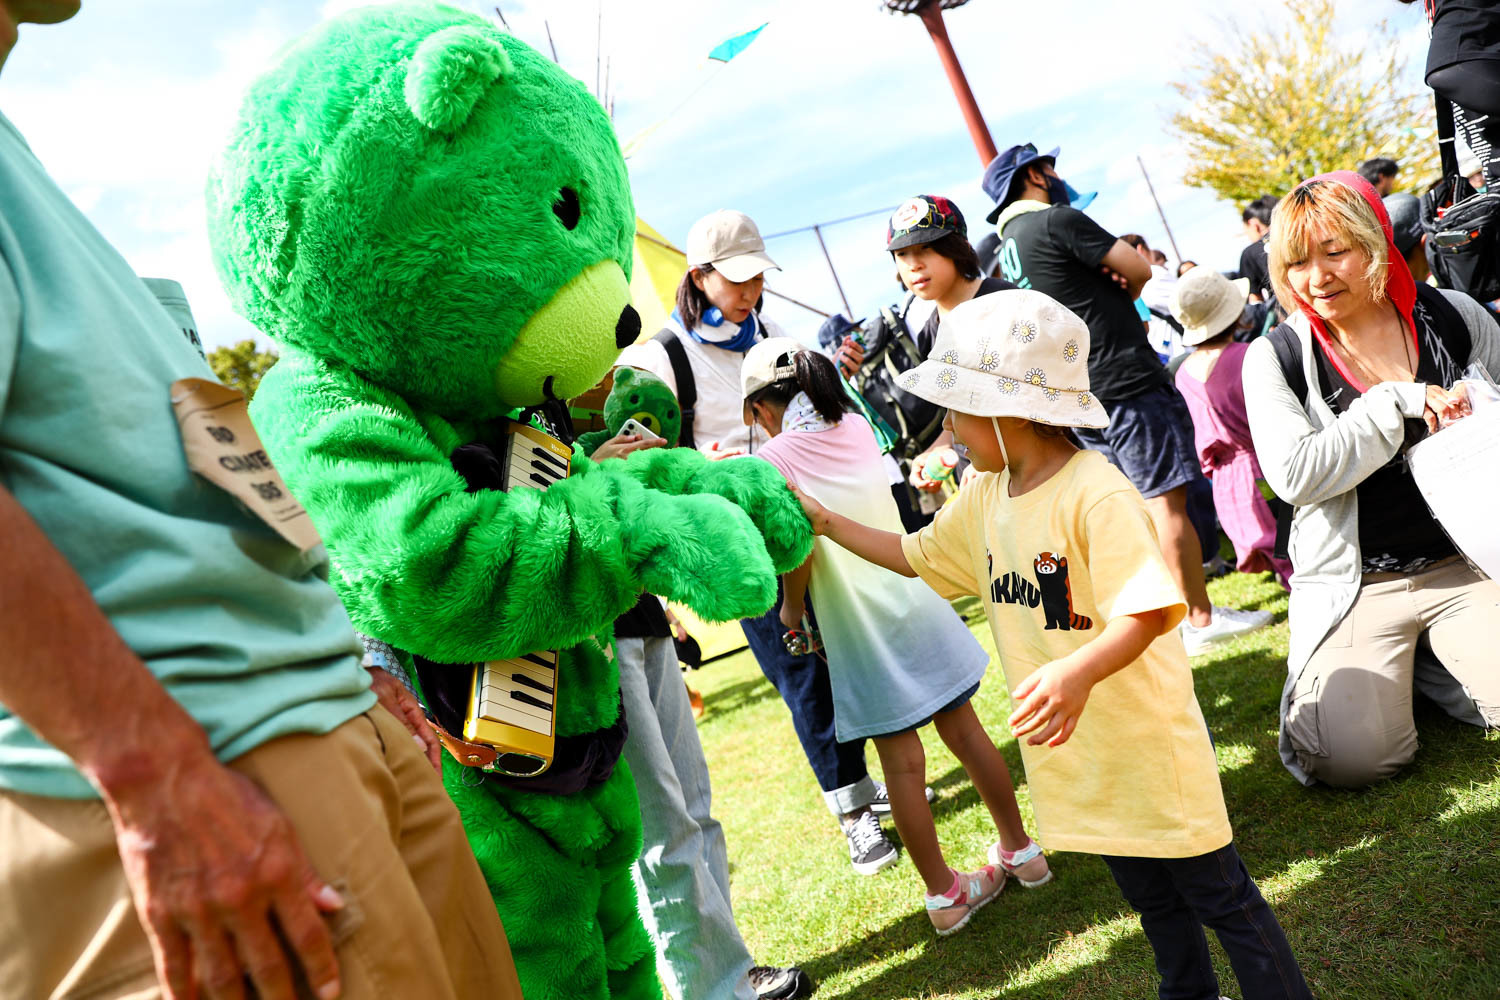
[252, 353, 779, 659]
[603, 447, 815, 574]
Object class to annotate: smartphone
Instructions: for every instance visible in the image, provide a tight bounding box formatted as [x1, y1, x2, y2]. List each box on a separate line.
[619, 417, 665, 443]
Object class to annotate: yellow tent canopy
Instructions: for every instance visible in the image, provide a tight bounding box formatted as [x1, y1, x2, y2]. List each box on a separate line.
[624, 218, 748, 663]
[631, 217, 686, 341]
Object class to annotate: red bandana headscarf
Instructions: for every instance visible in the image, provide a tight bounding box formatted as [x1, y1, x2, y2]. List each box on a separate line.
[1283, 170, 1418, 392]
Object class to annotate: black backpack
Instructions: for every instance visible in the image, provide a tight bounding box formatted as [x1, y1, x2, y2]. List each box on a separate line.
[1420, 93, 1500, 302]
[652, 328, 709, 449]
[847, 304, 947, 461]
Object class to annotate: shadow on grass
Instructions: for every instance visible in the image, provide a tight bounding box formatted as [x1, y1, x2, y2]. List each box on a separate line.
[808, 795, 1500, 1000]
[699, 673, 781, 720]
[800, 637, 1500, 999]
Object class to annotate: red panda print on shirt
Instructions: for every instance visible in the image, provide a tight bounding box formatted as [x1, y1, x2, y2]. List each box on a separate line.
[1033, 552, 1092, 631]
[987, 550, 1094, 632]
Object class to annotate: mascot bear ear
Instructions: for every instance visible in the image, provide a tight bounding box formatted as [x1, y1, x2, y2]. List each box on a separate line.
[404, 25, 513, 134]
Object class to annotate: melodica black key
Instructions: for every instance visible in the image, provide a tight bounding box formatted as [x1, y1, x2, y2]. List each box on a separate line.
[501, 419, 571, 491]
[461, 420, 572, 777]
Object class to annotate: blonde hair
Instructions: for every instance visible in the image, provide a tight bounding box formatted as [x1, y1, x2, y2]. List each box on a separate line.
[1267, 180, 1390, 314]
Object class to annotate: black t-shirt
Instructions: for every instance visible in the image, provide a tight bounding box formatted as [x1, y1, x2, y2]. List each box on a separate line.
[613, 592, 671, 639]
[1426, 1, 1500, 76]
[916, 276, 1016, 357]
[1313, 319, 1465, 573]
[997, 206, 1166, 403]
[1238, 238, 1273, 303]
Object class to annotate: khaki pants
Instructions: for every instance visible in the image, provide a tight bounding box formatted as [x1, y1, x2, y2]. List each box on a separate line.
[1286, 558, 1500, 788]
[0, 709, 522, 1000]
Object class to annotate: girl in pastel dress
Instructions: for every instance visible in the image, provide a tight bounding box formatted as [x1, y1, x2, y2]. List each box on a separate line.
[1170, 269, 1293, 587]
[739, 337, 1050, 937]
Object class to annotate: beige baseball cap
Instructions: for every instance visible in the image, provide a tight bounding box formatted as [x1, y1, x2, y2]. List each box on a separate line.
[1171, 269, 1250, 347]
[740, 336, 804, 399]
[686, 210, 780, 283]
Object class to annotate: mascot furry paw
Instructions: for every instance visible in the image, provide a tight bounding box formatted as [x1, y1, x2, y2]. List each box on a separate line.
[205, 4, 812, 998]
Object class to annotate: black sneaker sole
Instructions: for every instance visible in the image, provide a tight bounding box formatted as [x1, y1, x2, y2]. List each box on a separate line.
[754, 967, 815, 999]
[870, 787, 935, 814]
[851, 845, 900, 875]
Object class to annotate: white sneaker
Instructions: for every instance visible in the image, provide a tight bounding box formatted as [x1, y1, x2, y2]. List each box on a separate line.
[869, 779, 935, 815]
[1180, 605, 1273, 656]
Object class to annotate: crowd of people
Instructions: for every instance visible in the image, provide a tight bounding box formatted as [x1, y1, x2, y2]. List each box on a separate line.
[3, 2, 1499, 1000]
[599, 139, 1498, 997]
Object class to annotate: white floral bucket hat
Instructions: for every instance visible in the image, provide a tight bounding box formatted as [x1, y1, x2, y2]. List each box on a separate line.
[898, 289, 1108, 428]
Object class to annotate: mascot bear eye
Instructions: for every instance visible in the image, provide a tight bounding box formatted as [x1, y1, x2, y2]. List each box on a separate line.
[628, 393, 640, 404]
[552, 186, 581, 230]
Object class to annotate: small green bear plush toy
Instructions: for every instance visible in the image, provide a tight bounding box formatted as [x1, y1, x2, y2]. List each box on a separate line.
[206, 4, 812, 998]
[576, 367, 683, 455]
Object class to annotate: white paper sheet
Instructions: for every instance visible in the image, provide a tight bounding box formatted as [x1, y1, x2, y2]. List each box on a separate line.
[1406, 405, 1500, 580]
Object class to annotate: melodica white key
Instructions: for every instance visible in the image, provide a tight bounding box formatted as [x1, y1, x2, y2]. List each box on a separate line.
[502, 420, 571, 491]
[462, 419, 572, 777]
[465, 649, 560, 776]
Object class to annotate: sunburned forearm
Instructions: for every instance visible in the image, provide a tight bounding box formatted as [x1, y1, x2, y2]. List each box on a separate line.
[820, 510, 916, 577]
[0, 485, 212, 796]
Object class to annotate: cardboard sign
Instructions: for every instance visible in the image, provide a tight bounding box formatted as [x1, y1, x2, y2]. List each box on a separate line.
[1407, 403, 1500, 581]
[171, 378, 322, 552]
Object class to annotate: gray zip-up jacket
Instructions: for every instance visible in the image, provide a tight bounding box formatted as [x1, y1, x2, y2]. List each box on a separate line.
[1242, 289, 1500, 784]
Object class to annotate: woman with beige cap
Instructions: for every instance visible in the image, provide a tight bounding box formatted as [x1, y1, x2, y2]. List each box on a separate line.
[618, 209, 788, 458]
[1170, 268, 1292, 587]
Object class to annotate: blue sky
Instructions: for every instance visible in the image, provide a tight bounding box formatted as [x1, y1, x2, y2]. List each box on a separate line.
[0, 0, 1430, 348]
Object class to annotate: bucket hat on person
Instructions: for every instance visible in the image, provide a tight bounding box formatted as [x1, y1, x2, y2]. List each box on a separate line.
[897, 289, 1108, 427]
[817, 313, 865, 349]
[1171, 269, 1251, 347]
[982, 143, 1059, 223]
[687, 210, 780, 282]
[886, 195, 967, 251]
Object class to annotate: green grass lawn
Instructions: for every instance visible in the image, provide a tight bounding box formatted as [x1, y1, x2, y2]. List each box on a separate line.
[689, 570, 1500, 1000]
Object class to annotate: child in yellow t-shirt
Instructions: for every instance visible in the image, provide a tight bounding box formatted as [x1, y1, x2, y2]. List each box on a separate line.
[791, 290, 1311, 1000]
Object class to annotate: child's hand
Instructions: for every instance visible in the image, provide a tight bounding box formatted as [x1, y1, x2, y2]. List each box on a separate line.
[1008, 659, 1094, 747]
[788, 483, 829, 534]
[778, 598, 804, 632]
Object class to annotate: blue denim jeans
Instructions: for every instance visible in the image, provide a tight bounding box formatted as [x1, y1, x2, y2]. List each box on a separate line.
[740, 594, 875, 816]
[618, 636, 756, 1000]
[1102, 843, 1311, 1000]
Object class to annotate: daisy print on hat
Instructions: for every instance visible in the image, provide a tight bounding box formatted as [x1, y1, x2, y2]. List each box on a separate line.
[893, 288, 1109, 429]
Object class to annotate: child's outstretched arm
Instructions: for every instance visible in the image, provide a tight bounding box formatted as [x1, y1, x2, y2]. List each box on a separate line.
[1007, 608, 1167, 747]
[779, 554, 814, 631]
[789, 484, 916, 578]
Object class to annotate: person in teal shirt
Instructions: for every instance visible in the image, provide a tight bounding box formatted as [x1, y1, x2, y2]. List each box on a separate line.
[0, 4, 519, 999]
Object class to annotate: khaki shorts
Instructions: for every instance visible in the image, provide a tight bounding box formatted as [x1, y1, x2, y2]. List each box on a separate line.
[0, 709, 521, 1000]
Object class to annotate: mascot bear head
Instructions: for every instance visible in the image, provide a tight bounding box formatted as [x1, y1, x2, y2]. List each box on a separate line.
[207, 1, 637, 420]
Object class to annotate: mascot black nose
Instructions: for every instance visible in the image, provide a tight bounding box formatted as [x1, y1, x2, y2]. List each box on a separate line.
[615, 304, 641, 349]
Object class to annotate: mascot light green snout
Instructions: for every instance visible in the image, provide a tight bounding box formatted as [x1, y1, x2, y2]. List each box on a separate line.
[206, 5, 812, 998]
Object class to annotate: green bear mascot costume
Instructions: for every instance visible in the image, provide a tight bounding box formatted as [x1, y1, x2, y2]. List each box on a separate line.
[205, 4, 812, 998]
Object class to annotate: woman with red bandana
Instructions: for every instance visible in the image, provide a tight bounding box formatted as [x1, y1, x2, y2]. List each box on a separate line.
[1244, 171, 1500, 788]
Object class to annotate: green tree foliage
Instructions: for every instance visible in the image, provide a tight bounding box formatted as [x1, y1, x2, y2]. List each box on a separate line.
[208, 339, 278, 401]
[1170, 0, 1439, 206]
